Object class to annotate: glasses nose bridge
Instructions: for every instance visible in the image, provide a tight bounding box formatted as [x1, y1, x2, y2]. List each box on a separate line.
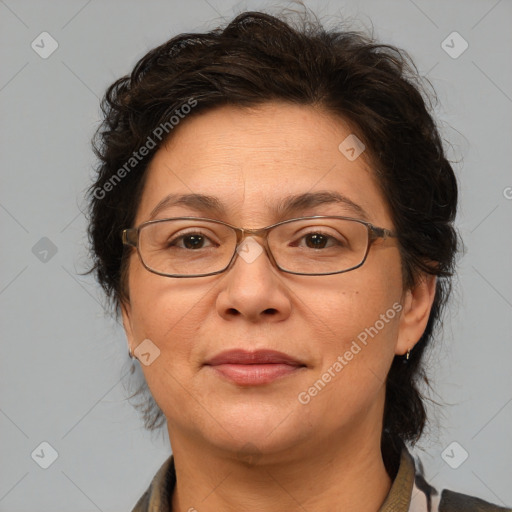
[231, 225, 276, 268]
[234, 225, 272, 245]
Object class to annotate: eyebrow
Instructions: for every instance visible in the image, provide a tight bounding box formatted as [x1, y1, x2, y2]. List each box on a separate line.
[148, 191, 369, 222]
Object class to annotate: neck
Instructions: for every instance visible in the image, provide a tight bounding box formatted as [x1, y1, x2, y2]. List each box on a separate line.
[169, 425, 393, 512]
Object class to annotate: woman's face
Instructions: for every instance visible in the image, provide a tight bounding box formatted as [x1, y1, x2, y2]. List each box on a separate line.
[122, 102, 431, 462]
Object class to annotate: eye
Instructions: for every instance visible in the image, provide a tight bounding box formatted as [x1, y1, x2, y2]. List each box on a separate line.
[293, 229, 348, 249]
[167, 230, 217, 250]
[302, 232, 333, 249]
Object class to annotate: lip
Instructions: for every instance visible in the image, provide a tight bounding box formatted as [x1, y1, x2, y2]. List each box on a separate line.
[205, 349, 304, 366]
[204, 349, 306, 386]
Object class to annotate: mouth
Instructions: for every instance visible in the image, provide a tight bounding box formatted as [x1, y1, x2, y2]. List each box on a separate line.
[204, 349, 307, 386]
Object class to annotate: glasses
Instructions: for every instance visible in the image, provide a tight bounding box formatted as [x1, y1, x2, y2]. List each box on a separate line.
[122, 216, 397, 278]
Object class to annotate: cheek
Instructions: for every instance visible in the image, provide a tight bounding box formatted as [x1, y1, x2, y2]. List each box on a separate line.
[127, 256, 203, 334]
[297, 291, 402, 427]
[130, 297, 208, 369]
[126, 263, 214, 378]
[314, 289, 401, 371]
[125, 264, 242, 386]
[127, 272, 213, 417]
[309, 248, 403, 370]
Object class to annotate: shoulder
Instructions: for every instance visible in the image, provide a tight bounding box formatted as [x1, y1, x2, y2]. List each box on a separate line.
[131, 455, 175, 512]
[406, 447, 511, 512]
[438, 488, 512, 512]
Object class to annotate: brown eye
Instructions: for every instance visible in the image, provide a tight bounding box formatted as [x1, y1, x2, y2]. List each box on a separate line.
[167, 232, 215, 250]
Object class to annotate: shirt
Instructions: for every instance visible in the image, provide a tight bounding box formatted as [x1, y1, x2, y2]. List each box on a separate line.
[131, 446, 511, 511]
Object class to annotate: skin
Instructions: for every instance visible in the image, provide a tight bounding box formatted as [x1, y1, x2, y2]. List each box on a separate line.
[121, 102, 436, 511]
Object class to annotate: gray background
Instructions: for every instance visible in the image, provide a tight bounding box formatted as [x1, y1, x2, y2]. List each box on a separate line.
[1, 0, 511, 510]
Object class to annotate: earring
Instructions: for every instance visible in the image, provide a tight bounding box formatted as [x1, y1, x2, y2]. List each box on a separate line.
[128, 345, 135, 359]
[402, 349, 411, 364]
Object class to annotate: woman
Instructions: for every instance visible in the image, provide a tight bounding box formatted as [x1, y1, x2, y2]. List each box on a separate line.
[87, 8, 511, 512]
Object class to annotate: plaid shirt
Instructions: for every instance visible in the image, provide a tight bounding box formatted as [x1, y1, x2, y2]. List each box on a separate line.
[132, 446, 511, 511]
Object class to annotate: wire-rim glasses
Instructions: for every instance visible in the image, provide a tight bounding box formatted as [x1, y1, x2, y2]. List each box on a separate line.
[122, 216, 397, 278]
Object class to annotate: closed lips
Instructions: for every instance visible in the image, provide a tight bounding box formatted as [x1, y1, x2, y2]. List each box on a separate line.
[204, 349, 305, 366]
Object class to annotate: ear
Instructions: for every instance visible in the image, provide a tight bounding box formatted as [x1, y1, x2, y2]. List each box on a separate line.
[395, 273, 437, 356]
[120, 301, 136, 354]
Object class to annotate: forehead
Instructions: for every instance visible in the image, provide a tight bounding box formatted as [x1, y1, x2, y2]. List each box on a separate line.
[135, 102, 392, 227]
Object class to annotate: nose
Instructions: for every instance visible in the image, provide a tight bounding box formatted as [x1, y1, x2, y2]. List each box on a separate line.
[215, 236, 292, 323]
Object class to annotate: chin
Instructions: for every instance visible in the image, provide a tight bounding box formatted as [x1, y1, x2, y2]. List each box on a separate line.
[198, 402, 312, 459]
